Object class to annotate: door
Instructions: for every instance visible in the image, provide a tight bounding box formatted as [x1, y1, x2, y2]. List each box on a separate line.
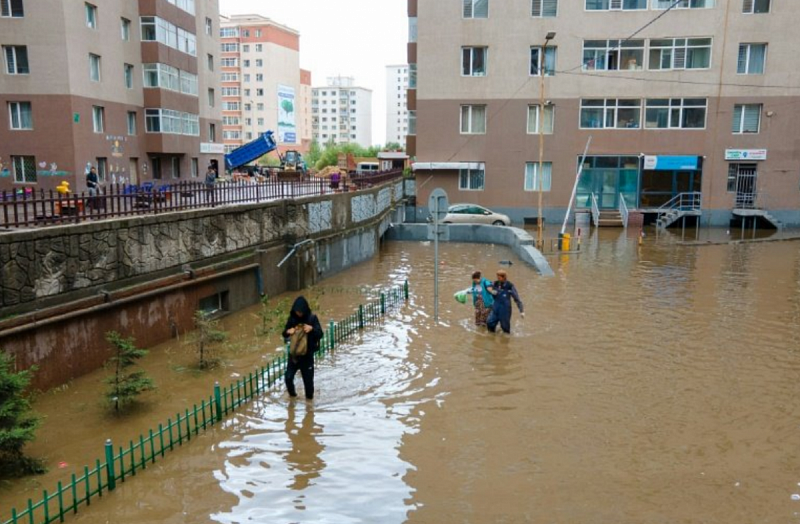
[733, 164, 757, 208]
[129, 158, 138, 185]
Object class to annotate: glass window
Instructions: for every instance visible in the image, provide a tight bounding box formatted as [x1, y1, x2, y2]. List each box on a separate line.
[85, 3, 97, 28]
[92, 106, 104, 133]
[3, 45, 29, 74]
[408, 17, 417, 43]
[242, 44, 250, 52]
[460, 105, 487, 134]
[580, 99, 641, 129]
[648, 38, 712, 70]
[462, 47, 487, 76]
[208, 88, 215, 107]
[645, 98, 706, 129]
[191, 158, 198, 178]
[530, 46, 557, 75]
[139, 16, 196, 56]
[12, 155, 36, 183]
[653, 0, 713, 8]
[124, 63, 133, 88]
[524, 162, 552, 191]
[532, 0, 557, 16]
[208, 54, 214, 71]
[89, 54, 101, 82]
[1, 0, 24, 17]
[121, 18, 131, 40]
[587, 0, 646, 10]
[205, 17, 212, 35]
[127, 111, 136, 135]
[463, 0, 489, 18]
[219, 27, 238, 38]
[583, 40, 644, 71]
[8, 101, 32, 130]
[409, 63, 417, 88]
[459, 167, 485, 190]
[527, 105, 554, 134]
[732, 104, 761, 134]
[743, 0, 769, 13]
[737, 43, 767, 74]
[408, 110, 416, 135]
[255, 44, 263, 52]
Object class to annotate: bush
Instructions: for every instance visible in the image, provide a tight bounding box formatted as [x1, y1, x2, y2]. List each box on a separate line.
[0, 352, 44, 476]
[105, 332, 156, 412]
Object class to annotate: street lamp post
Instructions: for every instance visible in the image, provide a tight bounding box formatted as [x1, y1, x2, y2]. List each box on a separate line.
[537, 31, 556, 251]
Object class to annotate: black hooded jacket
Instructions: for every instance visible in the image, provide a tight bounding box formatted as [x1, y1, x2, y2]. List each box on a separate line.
[282, 296, 323, 361]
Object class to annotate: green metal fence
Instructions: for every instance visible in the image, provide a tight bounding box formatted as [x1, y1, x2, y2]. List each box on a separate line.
[1, 282, 409, 524]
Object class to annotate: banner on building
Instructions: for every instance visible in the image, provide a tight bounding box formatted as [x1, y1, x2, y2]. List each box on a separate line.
[277, 84, 297, 144]
[724, 149, 767, 161]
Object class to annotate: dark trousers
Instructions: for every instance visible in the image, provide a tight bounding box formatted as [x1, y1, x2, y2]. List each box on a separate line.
[487, 306, 511, 334]
[285, 357, 314, 399]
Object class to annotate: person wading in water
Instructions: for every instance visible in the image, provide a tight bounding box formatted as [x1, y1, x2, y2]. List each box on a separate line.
[487, 269, 524, 334]
[282, 296, 323, 400]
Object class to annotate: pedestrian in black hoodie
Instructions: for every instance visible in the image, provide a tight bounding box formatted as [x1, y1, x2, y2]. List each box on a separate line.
[282, 296, 323, 399]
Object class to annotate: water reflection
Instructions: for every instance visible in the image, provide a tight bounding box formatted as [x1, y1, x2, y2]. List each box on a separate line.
[284, 402, 324, 492]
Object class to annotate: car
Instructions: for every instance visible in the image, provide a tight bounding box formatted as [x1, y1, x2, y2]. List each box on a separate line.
[435, 203, 511, 226]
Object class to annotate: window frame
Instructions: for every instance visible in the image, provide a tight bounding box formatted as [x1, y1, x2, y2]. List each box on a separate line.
[580, 98, 642, 129]
[644, 98, 707, 129]
[742, 0, 770, 13]
[648, 37, 713, 71]
[463, 0, 489, 18]
[731, 103, 762, 134]
[92, 105, 105, 133]
[524, 161, 553, 192]
[127, 111, 137, 135]
[458, 166, 486, 191]
[8, 101, 32, 130]
[586, 0, 647, 11]
[461, 46, 488, 77]
[12, 155, 36, 184]
[737, 43, 767, 75]
[652, 0, 714, 8]
[582, 39, 644, 71]
[89, 53, 101, 82]
[530, 45, 557, 76]
[1, 0, 24, 17]
[124, 63, 134, 89]
[3, 45, 29, 75]
[460, 105, 487, 134]
[527, 104, 554, 134]
[85, 2, 97, 29]
[531, 0, 558, 17]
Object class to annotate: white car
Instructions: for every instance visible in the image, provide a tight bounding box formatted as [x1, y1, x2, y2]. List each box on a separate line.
[440, 204, 511, 226]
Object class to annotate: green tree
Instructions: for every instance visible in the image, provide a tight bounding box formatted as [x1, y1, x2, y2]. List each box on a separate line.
[383, 142, 404, 152]
[0, 352, 44, 476]
[258, 295, 290, 336]
[105, 332, 155, 412]
[305, 140, 322, 168]
[281, 100, 294, 114]
[193, 311, 228, 369]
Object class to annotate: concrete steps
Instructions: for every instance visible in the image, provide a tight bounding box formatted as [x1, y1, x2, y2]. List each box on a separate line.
[597, 211, 624, 227]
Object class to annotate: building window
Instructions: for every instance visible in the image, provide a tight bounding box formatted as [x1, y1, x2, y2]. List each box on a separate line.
[209, 123, 216, 142]
[12, 155, 36, 183]
[96, 157, 108, 182]
[242, 44, 250, 52]
[3, 45, 29, 74]
[462, 47, 487, 76]
[1, 0, 24, 17]
[89, 54, 101, 82]
[143, 63, 197, 95]
[532, 0, 557, 16]
[92, 106, 104, 133]
[171, 157, 180, 179]
[139, 16, 196, 56]
[121, 18, 131, 40]
[257, 117, 264, 126]
[256, 73, 263, 82]
[408, 17, 417, 43]
[256, 88, 264, 96]
[524, 162, 552, 192]
[222, 102, 240, 111]
[463, 0, 489, 18]
[583, 40, 643, 71]
[243, 74, 250, 82]
[145, 109, 199, 135]
[243, 59, 250, 67]
[124, 63, 133, 88]
[530, 46, 557, 75]
[459, 167, 485, 191]
[586, 0, 646, 10]
[732, 104, 761, 134]
[727, 163, 756, 192]
[255, 59, 263, 67]
[191, 158, 199, 178]
[257, 103, 264, 111]
[255, 44, 263, 52]
[219, 27, 238, 38]
[208, 54, 214, 71]
[221, 87, 239, 97]
[653, 0, 714, 8]
[460, 105, 487, 134]
[255, 29, 262, 37]
[205, 17, 212, 35]
[85, 3, 97, 28]
[408, 110, 416, 135]
[743, 0, 769, 13]
[127, 111, 136, 135]
[527, 104, 554, 134]
[409, 63, 417, 88]
[737, 43, 767, 74]
[581, 99, 641, 129]
[648, 38, 712, 70]
[208, 88, 215, 107]
[645, 98, 706, 129]
[8, 101, 32, 130]
[221, 58, 237, 67]
[221, 43, 239, 53]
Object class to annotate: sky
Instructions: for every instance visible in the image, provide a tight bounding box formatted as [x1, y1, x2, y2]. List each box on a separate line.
[220, 0, 408, 146]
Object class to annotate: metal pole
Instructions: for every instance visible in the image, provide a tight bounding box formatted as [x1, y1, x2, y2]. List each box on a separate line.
[104, 439, 116, 492]
[682, 216, 686, 240]
[561, 137, 593, 235]
[752, 215, 756, 238]
[434, 196, 439, 323]
[537, 41, 547, 251]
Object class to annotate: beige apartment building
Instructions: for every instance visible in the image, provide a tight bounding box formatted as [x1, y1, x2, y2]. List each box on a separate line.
[408, 0, 800, 227]
[0, 0, 223, 192]
[219, 14, 309, 157]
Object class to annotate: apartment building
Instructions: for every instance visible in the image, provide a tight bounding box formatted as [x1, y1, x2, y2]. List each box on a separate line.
[0, 0, 223, 191]
[219, 14, 308, 156]
[409, 0, 800, 227]
[312, 76, 373, 147]
[299, 69, 313, 149]
[386, 65, 410, 147]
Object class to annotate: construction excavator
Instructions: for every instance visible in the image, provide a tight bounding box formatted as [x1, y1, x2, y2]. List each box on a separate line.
[223, 131, 307, 179]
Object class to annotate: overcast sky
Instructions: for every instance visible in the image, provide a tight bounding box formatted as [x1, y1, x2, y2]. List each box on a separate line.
[220, 0, 408, 146]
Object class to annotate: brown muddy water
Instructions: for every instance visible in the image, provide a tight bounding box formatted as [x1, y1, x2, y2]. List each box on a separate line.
[3, 228, 800, 523]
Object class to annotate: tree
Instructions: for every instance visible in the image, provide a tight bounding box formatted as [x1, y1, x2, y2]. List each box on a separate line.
[105, 332, 155, 412]
[0, 352, 44, 476]
[193, 311, 228, 369]
[258, 295, 290, 336]
[281, 100, 294, 114]
[305, 140, 322, 168]
[383, 142, 404, 152]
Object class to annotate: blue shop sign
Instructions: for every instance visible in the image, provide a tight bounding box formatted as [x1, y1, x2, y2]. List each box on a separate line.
[643, 155, 700, 171]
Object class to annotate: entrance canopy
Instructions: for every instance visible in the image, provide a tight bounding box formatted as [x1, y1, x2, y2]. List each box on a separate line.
[412, 162, 485, 171]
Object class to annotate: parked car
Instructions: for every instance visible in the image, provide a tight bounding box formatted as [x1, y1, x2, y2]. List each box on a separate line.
[432, 203, 511, 226]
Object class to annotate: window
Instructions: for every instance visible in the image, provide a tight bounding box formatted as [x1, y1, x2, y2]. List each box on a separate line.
[244, 102, 251, 110]
[223, 130, 241, 140]
[219, 27, 238, 38]
[732, 104, 761, 134]
[408, 17, 417, 43]
[1, 0, 24, 17]
[257, 103, 264, 111]
[85, 3, 97, 28]
[580, 99, 641, 128]
[96, 158, 107, 182]
[221, 58, 237, 67]
[242, 29, 250, 38]
[179, 70, 197, 95]
[220, 73, 237, 82]
[205, 17, 212, 35]
[409, 64, 417, 89]
[524, 162, 552, 191]
[645, 98, 707, 129]
[140, 17, 196, 56]
[409, 110, 416, 135]
[221, 42, 239, 53]
[255, 44, 262, 52]
[527, 104, 554, 134]
[242, 44, 250, 52]
[727, 163, 756, 192]
[463, 0, 489, 18]
[257, 118, 264, 126]
[191, 158, 199, 178]
[145, 109, 199, 135]
[222, 102, 240, 111]
[255, 29, 262, 37]
[245, 132, 252, 140]
[462, 47, 487, 76]
[530, 46, 557, 75]
[121, 18, 131, 40]
[208, 54, 214, 71]
[460, 105, 486, 134]
[256, 88, 264, 96]
[221, 87, 239, 97]
[587, 0, 646, 10]
[127, 111, 136, 135]
[243, 59, 250, 67]
[8, 101, 32, 130]
[255, 59, 263, 67]
[92, 106, 104, 133]
[243, 74, 250, 82]
[171, 157, 180, 179]
[12, 155, 36, 183]
[3, 45, 29, 74]
[532, 0, 557, 16]
[124, 63, 133, 88]
[209, 123, 216, 142]
[583, 40, 644, 71]
[208, 88, 215, 107]
[653, 0, 713, 8]
[459, 167, 485, 190]
[743, 0, 769, 13]
[256, 73, 263, 81]
[222, 116, 239, 125]
[648, 38, 712, 70]
[143, 64, 197, 95]
[737, 43, 766, 74]
[89, 54, 101, 81]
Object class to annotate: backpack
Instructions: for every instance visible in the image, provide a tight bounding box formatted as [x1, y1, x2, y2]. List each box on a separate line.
[289, 328, 308, 361]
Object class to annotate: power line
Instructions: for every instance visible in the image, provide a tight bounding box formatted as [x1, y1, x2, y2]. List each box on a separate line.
[558, 69, 800, 91]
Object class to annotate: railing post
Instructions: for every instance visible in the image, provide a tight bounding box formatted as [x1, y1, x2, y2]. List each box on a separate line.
[358, 304, 364, 329]
[213, 381, 222, 422]
[404, 280, 409, 301]
[329, 321, 335, 349]
[104, 439, 116, 492]
[380, 293, 386, 315]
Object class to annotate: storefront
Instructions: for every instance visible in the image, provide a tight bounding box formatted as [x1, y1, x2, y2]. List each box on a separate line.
[576, 156, 639, 210]
[639, 155, 703, 209]
[725, 149, 767, 208]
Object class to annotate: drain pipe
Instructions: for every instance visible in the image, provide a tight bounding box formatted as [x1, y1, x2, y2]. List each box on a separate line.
[277, 239, 314, 268]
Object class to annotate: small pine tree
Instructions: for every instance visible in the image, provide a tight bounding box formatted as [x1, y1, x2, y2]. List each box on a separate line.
[105, 332, 155, 412]
[0, 351, 44, 476]
[194, 311, 228, 369]
[258, 295, 290, 337]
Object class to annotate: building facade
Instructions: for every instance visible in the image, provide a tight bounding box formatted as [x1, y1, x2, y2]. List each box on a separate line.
[409, 0, 800, 227]
[312, 76, 373, 147]
[0, 0, 223, 191]
[299, 68, 313, 150]
[218, 14, 306, 157]
[386, 64, 409, 147]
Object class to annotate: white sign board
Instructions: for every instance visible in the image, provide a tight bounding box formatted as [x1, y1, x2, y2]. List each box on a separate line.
[200, 143, 225, 154]
[725, 149, 767, 161]
[428, 188, 449, 221]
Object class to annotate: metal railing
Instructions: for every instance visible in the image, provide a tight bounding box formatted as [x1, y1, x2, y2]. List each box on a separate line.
[733, 191, 777, 211]
[618, 193, 630, 229]
[590, 193, 600, 226]
[0, 170, 404, 230]
[1, 281, 410, 524]
[658, 192, 702, 213]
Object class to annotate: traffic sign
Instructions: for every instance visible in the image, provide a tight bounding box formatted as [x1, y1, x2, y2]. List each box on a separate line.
[429, 188, 449, 221]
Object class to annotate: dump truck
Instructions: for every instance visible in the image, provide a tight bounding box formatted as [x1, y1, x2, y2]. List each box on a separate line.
[224, 131, 278, 172]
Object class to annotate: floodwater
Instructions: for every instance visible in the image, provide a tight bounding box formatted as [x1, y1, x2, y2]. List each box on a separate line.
[4, 227, 800, 523]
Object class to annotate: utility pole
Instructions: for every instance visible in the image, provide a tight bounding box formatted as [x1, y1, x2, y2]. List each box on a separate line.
[537, 32, 556, 251]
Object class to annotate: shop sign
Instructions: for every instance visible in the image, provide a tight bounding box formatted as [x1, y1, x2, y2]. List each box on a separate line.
[643, 155, 700, 171]
[201, 143, 225, 154]
[725, 149, 767, 161]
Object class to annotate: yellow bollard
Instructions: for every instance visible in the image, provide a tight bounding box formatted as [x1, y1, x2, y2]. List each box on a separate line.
[562, 233, 571, 251]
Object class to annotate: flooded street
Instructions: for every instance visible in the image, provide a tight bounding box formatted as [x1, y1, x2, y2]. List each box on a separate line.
[4, 228, 800, 523]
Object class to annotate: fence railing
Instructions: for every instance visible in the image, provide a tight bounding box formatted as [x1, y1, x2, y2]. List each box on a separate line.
[590, 193, 600, 227]
[0, 170, 404, 229]
[618, 193, 630, 229]
[1, 281, 410, 524]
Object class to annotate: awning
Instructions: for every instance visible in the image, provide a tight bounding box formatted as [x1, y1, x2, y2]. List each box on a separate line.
[412, 162, 484, 172]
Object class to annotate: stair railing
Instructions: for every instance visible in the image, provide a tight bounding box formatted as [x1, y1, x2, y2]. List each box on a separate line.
[618, 193, 629, 228]
[656, 192, 702, 229]
[590, 193, 600, 227]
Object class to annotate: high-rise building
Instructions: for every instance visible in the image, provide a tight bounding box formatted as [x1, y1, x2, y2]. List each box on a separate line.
[386, 65, 409, 148]
[312, 76, 373, 147]
[219, 14, 307, 156]
[409, 0, 800, 227]
[0, 0, 223, 191]
[299, 69, 313, 149]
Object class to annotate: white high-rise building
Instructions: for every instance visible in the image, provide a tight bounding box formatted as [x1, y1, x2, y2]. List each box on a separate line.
[312, 76, 372, 147]
[385, 65, 409, 147]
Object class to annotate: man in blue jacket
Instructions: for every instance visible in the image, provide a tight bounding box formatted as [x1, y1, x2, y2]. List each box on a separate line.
[282, 296, 324, 399]
[487, 270, 524, 334]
